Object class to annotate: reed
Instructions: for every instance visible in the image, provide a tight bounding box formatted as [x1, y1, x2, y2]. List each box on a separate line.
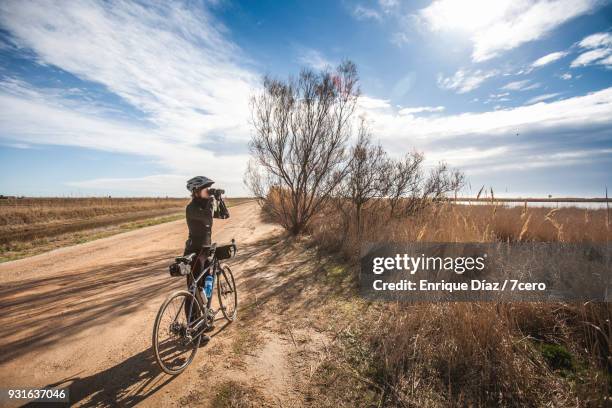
[304, 200, 611, 406]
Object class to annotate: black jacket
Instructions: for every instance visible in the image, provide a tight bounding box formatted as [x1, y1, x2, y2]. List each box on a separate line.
[184, 197, 213, 254]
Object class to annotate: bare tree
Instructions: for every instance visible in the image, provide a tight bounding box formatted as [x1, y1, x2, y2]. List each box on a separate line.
[386, 151, 424, 217]
[340, 122, 390, 236]
[334, 121, 465, 236]
[246, 61, 360, 235]
[385, 161, 464, 217]
[422, 162, 465, 201]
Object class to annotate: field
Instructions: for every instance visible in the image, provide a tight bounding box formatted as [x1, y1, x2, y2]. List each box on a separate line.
[309, 201, 611, 251]
[0, 198, 609, 407]
[0, 197, 251, 262]
[299, 200, 612, 406]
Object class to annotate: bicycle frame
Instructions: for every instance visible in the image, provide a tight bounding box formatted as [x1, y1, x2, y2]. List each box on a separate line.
[183, 248, 221, 340]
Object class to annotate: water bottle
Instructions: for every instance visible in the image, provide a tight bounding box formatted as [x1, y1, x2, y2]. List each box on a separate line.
[204, 274, 214, 300]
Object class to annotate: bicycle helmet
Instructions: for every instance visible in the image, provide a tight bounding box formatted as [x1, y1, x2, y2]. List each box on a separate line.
[186, 176, 214, 192]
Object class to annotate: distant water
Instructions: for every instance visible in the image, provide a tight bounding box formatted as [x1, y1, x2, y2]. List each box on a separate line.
[453, 201, 609, 210]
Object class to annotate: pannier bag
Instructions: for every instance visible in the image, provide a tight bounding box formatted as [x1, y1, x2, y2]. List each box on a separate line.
[215, 243, 236, 260]
[169, 254, 194, 277]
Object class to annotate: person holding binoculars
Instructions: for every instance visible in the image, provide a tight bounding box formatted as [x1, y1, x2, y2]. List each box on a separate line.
[182, 176, 230, 342]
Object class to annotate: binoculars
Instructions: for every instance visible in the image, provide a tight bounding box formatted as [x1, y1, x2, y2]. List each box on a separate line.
[208, 188, 225, 198]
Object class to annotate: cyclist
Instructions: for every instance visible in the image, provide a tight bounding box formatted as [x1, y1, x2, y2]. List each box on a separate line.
[184, 176, 215, 255]
[184, 176, 216, 343]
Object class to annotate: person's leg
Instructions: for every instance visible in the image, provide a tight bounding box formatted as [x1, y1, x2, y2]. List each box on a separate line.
[184, 256, 211, 343]
[183, 249, 200, 323]
[184, 274, 197, 322]
[183, 239, 192, 256]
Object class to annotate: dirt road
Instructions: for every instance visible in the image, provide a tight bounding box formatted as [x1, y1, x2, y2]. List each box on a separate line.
[0, 202, 331, 407]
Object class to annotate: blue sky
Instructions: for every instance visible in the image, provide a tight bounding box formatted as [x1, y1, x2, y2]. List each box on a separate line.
[0, 0, 611, 197]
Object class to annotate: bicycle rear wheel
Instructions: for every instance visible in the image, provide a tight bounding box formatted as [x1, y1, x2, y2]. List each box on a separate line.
[153, 290, 202, 375]
[217, 264, 238, 321]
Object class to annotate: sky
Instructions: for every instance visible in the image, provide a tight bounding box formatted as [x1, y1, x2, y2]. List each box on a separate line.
[0, 0, 611, 198]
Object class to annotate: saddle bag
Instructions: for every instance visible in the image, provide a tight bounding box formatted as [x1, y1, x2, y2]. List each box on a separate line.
[215, 243, 236, 260]
[168, 253, 195, 277]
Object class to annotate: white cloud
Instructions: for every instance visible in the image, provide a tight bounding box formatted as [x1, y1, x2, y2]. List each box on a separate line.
[2, 142, 31, 149]
[0, 86, 250, 195]
[571, 48, 612, 67]
[352, 5, 382, 21]
[599, 54, 612, 66]
[0, 1, 257, 141]
[489, 92, 510, 99]
[425, 146, 510, 167]
[352, 0, 397, 21]
[532, 51, 568, 67]
[437, 69, 498, 93]
[501, 80, 540, 91]
[379, 0, 399, 13]
[65, 174, 190, 196]
[559, 73, 572, 80]
[466, 148, 612, 174]
[0, 0, 257, 195]
[578, 32, 612, 49]
[571, 31, 612, 68]
[372, 87, 612, 140]
[358, 96, 392, 110]
[398, 106, 445, 115]
[525, 93, 562, 104]
[356, 87, 612, 173]
[419, 0, 600, 62]
[297, 48, 334, 70]
[391, 31, 411, 47]
[501, 80, 529, 91]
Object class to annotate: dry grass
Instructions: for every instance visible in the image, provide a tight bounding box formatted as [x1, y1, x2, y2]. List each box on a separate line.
[210, 380, 270, 408]
[298, 200, 611, 406]
[0, 197, 187, 225]
[309, 202, 611, 259]
[0, 213, 185, 263]
[0, 197, 189, 243]
[369, 302, 611, 406]
[0, 197, 252, 261]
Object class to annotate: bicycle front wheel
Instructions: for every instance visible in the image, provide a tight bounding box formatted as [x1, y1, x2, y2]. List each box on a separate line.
[153, 290, 202, 375]
[217, 264, 238, 321]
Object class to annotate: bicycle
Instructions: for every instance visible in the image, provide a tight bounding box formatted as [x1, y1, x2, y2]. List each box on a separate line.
[153, 239, 238, 375]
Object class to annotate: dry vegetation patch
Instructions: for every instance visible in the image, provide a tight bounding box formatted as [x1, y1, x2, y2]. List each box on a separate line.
[0, 197, 188, 243]
[265, 200, 612, 406]
[210, 380, 270, 408]
[244, 58, 610, 406]
[0, 197, 251, 262]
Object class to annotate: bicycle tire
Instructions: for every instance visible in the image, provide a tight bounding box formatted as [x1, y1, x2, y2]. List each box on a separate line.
[153, 290, 202, 375]
[217, 264, 238, 321]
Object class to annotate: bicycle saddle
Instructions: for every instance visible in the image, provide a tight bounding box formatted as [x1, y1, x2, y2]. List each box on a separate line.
[175, 253, 196, 264]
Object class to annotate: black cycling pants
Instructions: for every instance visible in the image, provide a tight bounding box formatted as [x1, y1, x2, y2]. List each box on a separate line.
[184, 256, 211, 322]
